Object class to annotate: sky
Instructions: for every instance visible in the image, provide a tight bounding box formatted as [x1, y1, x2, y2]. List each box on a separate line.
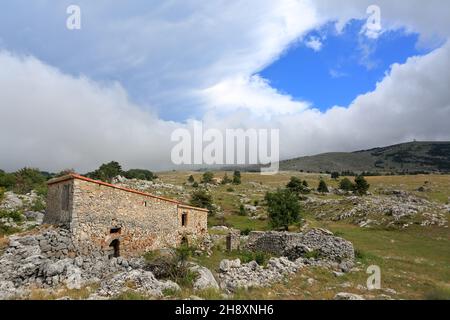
[0, 0, 449, 172]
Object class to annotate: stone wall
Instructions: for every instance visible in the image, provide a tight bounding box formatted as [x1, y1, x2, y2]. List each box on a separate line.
[44, 180, 74, 228]
[244, 229, 355, 272]
[245, 231, 303, 255]
[45, 176, 208, 258]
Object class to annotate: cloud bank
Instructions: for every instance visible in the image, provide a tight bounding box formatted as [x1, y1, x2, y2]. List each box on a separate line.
[0, 1, 449, 172]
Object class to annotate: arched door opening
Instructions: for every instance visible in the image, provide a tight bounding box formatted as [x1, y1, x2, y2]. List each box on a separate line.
[109, 239, 120, 258]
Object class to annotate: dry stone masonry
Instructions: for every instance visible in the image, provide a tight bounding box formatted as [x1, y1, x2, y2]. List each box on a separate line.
[44, 174, 208, 258]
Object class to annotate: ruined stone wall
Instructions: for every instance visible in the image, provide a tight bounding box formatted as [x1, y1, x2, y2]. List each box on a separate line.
[44, 180, 74, 228]
[245, 231, 303, 255]
[68, 179, 207, 257]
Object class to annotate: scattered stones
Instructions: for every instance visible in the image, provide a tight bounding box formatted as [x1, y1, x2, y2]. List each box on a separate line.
[334, 292, 365, 300]
[93, 269, 180, 298]
[218, 257, 304, 292]
[307, 192, 448, 229]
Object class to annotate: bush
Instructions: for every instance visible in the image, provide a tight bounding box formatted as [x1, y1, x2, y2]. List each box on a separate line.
[226, 187, 234, 192]
[238, 204, 247, 216]
[187, 175, 195, 183]
[192, 182, 199, 188]
[13, 168, 47, 195]
[222, 173, 232, 184]
[190, 189, 215, 215]
[0, 187, 5, 202]
[317, 179, 329, 193]
[145, 244, 196, 288]
[124, 169, 156, 181]
[31, 198, 46, 212]
[354, 175, 370, 195]
[238, 250, 271, 266]
[201, 171, 214, 184]
[265, 188, 301, 230]
[86, 161, 123, 183]
[0, 210, 24, 222]
[339, 178, 355, 191]
[0, 171, 16, 190]
[232, 171, 241, 185]
[286, 177, 310, 195]
[331, 172, 340, 179]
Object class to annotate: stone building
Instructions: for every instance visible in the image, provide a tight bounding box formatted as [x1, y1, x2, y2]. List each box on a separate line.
[44, 174, 208, 258]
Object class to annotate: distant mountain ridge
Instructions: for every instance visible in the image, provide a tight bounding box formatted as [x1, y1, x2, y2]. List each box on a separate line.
[279, 141, 450, 174]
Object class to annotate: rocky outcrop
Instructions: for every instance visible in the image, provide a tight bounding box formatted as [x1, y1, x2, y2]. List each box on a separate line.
[218, 257, 304, 292]
[0, 191, 43, 211]
[0, 227, 145, 299]
[92, 269, 180, 298]
[307, 192, 448, 229]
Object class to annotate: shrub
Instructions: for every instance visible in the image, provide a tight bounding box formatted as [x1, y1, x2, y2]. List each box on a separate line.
[31, 198, 46, 212]
[86, 161, 123, 183]
[317, 179, 329, 193]
[286, 176, 310, 195]
[265, 188, 301, 230]
[339, 178, 355, 191]
[13, 168, 46, 194]
[222, 173, 232, 184]
[331, 172, 340, 179]
[238, 204, 247, 216]
[201, 171, 214, 184]
[192, 182, 199, 188]
[0, 210, 24, 222]
[302, 180, 309, 187]
[187, 175, 195, 183]
[226, 187, 234, 192]
[354, 175, 370, 195]
[124, 169, 156, 181]
[232, 171, 241, 185]
[190, 189, 215, 215]
[0, 171, 16, 190]
[145, 244, 196, 289]
[0, 187, 5, 202]
[240, 228, 252, 236]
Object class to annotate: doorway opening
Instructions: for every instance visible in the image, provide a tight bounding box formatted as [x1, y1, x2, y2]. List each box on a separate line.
[109, 239, 120, 258]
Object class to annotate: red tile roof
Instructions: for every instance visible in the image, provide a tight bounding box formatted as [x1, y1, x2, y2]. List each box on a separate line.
[47, 173, 209, 212]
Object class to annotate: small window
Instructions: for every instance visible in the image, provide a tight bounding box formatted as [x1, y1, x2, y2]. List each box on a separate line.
[181, 213, 188, 227]
[61, 184, 70, 211]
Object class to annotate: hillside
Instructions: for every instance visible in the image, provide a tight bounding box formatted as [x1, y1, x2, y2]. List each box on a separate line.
[280, 141, 450, 174]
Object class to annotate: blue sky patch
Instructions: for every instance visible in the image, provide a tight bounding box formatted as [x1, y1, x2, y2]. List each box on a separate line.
[259, 20, 431, 111]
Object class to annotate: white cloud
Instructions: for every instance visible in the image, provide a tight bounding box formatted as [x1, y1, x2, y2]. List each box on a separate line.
[0, 51, 180, 172]
[305, 36, 323, 52]
[0, 1, 449, 172]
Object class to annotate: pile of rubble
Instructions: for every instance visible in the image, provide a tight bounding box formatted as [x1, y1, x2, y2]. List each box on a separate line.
[218, 228, 356, 292]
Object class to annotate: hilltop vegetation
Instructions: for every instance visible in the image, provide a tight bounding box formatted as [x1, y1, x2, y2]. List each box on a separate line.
[280, 141, 450, 174]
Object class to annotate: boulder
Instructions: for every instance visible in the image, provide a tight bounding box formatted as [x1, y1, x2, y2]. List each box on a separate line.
[190, 265, 219, 291]
[334, 292, 365, 300]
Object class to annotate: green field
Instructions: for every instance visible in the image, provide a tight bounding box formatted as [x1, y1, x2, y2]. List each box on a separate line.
[156, 171, 450, 300]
